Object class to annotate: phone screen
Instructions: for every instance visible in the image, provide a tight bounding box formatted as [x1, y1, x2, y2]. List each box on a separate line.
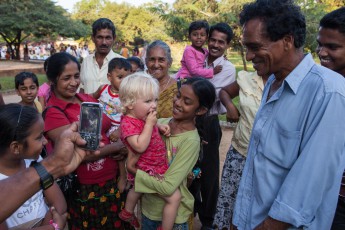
[79, 103, 102, 150]
[80, 106, 101, 134]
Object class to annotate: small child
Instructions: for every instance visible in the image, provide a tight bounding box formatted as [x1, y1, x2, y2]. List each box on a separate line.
[15, 71, 43, 113]
[118, 73, 181, 229]
[127, 56, 144, 73]
[37, 58, 52, 109]
[176, 20, 222, 79]
[37, 82, 51, 109]
[92, 57, 132, 193]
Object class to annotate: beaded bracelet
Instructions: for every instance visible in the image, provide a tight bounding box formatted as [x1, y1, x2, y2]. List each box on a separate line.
[49, 219, 60, 230]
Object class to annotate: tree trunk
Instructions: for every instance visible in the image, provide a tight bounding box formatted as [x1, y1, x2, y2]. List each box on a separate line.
[14, 30, 22, 60]
[239, 44, 247, 71]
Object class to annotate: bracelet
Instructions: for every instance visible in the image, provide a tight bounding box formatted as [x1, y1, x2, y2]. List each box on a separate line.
[49, 219, 60, 230]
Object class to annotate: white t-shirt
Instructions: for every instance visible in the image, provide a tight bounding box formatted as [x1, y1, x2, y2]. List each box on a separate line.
[0, 157, 48, 228]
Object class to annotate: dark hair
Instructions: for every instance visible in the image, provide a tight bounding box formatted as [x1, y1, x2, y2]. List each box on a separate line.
[146, 40, 173, 65]
[15, 72, 39, 89]
[127, 56, 144, 71]
[108, 58, 132, 73]
[320, 7, 345, 35]
[189, 20, 209, 36]
[44, 57, 50, 72]
[181, 77, 216, 141]
[46, 52, 80, 85]
[239, 0, 306, 48]
[209, 22, 234, 44]
[92, 18, 116, 38]
[0, 104, 40, 152]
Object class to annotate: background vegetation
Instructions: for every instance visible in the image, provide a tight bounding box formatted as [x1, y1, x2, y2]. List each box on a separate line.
[0, 0, 343, 88]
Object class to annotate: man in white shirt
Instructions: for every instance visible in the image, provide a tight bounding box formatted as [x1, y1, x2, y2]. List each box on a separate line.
[80, 45, 89, 59]
[80, 18, 122, 93]
[189, 22, 236, 230]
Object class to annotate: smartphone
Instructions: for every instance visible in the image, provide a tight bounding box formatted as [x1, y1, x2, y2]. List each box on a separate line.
[79, 102, 103, 150]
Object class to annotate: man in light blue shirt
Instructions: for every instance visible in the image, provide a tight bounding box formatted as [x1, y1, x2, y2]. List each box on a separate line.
[233, 1, 345, 229]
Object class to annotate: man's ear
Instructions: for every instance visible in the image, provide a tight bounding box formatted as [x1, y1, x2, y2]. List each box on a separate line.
[196, 107, 208, 116]
[283, 34, 294, 51]
[107, 72, 111, 81]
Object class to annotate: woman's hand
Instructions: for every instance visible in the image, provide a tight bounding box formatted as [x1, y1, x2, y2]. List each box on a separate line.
[111, 146, 128, 161]
[158, 124, 171, 137]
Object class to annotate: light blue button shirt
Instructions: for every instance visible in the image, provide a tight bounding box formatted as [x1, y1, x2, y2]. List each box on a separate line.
[233, 54, 345, 229]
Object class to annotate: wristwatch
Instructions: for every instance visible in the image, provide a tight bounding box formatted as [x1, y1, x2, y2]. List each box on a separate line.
[30, 161, 54, 190]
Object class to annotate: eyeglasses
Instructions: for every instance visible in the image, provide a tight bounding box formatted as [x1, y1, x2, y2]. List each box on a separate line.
[13, 106, 23, 141]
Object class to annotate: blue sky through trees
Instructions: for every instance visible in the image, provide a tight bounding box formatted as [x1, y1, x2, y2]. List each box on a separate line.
[56, 0, 176, 12]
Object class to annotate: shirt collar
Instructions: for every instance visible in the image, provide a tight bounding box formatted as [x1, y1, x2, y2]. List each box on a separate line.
[286, 53, 315, 94]
[50, 92, 83, 110]
[92, 50, 115, 62]
[269, 53, 315, 95]
[205, 55, 225, 68]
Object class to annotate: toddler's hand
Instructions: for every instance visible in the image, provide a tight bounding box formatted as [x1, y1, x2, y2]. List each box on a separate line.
[152, 173, 165, 181]
[109, 130, 120, 143]
[214, 65, 223, 75]
[51, 206, 67, 230]
[146, 111, 157, 126]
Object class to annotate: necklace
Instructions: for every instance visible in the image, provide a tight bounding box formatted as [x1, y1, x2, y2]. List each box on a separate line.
[160, 77, 171, 92]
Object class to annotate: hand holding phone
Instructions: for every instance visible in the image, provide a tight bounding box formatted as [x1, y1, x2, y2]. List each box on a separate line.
[79, 102, 103, 150]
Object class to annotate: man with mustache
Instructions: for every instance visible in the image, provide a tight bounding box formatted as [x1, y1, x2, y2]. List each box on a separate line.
[316, 7, 345, 230]
[189, 22, 236, 230]
[80, 18, 123, 93]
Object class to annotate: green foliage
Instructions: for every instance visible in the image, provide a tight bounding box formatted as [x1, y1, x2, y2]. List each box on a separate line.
[73, 0, 169, 45]
[295, 0, 327, 53]
[0, 0, 89, 59]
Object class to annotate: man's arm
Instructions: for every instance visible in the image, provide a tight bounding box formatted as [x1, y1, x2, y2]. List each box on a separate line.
[268, 93, 345, 227]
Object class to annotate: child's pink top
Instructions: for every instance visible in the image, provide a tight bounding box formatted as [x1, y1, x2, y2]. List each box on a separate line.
[37, 82, 51, 102]
[120, 115, 169, 181]
[177, 45, 213, 79]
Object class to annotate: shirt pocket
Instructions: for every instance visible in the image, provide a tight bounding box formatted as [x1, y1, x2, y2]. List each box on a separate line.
[261, 121, 301, 169]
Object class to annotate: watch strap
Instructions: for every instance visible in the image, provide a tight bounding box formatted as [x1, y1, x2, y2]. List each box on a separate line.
[30, 161, 54, 190]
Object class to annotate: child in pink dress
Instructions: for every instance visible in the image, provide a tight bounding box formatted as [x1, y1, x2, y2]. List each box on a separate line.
[118, 73, 181, 230]
[176, 20, 222, 79]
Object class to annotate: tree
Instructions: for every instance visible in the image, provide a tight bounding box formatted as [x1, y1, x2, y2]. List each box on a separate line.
[0, 0, 89, 60]
[73, 0, 169, 47]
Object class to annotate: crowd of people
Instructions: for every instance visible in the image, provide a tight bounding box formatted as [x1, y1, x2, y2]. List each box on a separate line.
[0, 0, 345, 230]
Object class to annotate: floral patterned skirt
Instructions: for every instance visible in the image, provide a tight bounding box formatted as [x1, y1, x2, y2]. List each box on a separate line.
[67, 178, 133, 230]
[213, 146, 246, 230]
